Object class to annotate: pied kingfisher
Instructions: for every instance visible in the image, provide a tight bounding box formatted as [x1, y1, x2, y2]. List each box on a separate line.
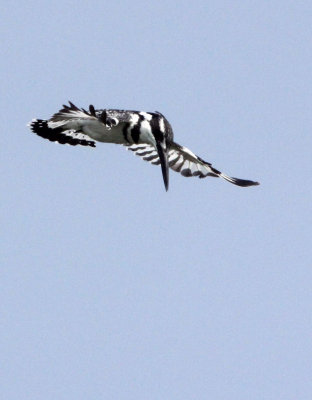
[29, 102, 259, 190]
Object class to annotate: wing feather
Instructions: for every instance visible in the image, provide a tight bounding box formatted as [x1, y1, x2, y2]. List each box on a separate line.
[168, 142, 259, 186]
[125, 142, 259, 187]
[47, 101, 98, 130]
[28, 119, 96, 147]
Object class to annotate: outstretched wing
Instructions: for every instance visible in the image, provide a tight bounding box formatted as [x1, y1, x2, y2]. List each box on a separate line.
[48, 101, 101, 130]
[28, 119, 96, 147]
[126, 142, 259, 187]
[167, 142, 259, 186]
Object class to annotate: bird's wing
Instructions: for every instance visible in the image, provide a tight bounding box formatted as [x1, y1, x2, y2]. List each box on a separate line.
[28, 119, 96, 147]
[168, 142, 259, 186]
[49, 102, 137, 135]
[47, 101, 99, 129]
[125, 142, 259, 187]
[125, 143, 161, 165]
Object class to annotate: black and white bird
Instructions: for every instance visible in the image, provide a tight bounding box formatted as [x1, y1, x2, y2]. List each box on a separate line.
[29, 102, 259, 190]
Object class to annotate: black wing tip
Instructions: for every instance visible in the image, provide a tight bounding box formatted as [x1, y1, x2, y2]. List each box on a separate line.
[235, 179, 259, 187]
[59, 101, 78, 111]
[68, 100, 78, 109]
[224, 175, 260, 187]
[250, 180, 260, 186]
[28, 118, 47, 134]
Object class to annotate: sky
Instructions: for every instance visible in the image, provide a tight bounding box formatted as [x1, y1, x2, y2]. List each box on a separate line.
[1, 1, 312, 399]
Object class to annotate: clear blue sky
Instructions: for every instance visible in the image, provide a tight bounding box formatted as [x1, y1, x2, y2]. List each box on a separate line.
[1, 1, 312, 399]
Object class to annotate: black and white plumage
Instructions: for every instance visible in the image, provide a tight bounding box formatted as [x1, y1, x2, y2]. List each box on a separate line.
[29, 102, 259, 190]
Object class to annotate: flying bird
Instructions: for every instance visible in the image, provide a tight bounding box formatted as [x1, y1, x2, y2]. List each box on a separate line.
[29, 102, 259, 190]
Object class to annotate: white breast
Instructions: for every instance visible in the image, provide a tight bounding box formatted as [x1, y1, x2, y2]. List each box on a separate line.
[138, 120, 156, 146]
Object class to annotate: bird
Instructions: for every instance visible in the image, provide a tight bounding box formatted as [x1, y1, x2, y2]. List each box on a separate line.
[28, 101, 259, 191]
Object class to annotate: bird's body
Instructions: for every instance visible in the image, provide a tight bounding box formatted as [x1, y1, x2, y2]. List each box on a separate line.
[29, 102, 259, 190]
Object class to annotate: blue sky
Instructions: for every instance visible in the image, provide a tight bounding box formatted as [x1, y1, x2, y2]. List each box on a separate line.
[1, 1, 312, 399]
